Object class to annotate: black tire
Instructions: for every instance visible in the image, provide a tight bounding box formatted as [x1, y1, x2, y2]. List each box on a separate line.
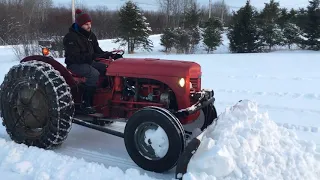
[0, 60, 74, 149]
[124, 106, 186, 173]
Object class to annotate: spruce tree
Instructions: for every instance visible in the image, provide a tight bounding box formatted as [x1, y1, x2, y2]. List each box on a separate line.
[299, 0, 320, 50]
[115, 1, 153, 53]
[277, 8, 289, 28]
[288, 8, 298, 22]
[283, 22, 301, 49]
[182, 3, 201, 53]
[173, 28, 190, 54]
[160, 28, 175, 53]
[183, 3, 201, 29]
[227, 0, 262, 53]
[276, 8, 301, 49]
[202, 18, 223, 53]
[259, 0, 282, 51]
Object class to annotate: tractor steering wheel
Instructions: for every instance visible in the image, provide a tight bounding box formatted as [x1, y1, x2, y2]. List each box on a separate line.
[111, 49, 124, 55]
[109, 49, 124, 61]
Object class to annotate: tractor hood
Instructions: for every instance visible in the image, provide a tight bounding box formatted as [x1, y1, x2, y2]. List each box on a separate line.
[106, 58, 201, 78]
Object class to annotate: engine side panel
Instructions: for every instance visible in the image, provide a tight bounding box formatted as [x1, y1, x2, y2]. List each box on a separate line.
[104, 74, 200, 124]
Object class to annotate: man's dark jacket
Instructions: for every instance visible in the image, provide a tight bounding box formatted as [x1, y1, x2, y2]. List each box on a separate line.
[63, 23, 107, 67]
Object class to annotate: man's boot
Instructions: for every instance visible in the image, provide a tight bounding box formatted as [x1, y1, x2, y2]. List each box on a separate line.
[81, 86, 96, 114]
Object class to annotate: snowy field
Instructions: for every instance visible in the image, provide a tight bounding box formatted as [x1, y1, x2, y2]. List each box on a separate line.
[0, 33, 319, 179]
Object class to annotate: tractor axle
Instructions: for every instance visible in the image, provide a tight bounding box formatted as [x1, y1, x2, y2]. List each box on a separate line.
[72, 117, 124, 138]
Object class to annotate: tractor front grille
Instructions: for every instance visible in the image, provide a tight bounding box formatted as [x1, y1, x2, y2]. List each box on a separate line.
[190, 78, 200, 90]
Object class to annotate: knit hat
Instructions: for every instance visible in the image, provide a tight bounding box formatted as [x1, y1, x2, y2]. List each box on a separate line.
[75, 9, 92, 26]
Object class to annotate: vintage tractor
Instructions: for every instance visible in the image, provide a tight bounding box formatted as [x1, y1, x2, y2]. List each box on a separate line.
[0, 48, 217, 178]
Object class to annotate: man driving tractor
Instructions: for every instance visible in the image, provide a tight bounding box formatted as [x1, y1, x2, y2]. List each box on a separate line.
[63, 9, 121, 114]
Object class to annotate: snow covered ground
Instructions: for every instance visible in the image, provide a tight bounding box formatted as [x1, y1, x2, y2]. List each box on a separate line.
[0, 33, 319, 179]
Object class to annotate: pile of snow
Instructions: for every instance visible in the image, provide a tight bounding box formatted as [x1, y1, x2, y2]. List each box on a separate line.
[0, 139, 161, 180]
[183, 100, 320, 180]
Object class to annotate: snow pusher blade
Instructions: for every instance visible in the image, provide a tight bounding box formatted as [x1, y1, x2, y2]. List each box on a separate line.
[175, 100, 245, 179]
[174, 90, 218, 179]
[175, 131, 205, 179]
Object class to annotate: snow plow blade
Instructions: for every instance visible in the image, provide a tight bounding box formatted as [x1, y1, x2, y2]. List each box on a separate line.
[174, 89, 216, 179]
[175, 131, 205, 179]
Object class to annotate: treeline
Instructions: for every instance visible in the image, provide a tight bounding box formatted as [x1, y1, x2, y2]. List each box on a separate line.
[0, 0, 230, 45]
[227, 0, 320, 53]
[0, 0, 233, 58]
[2, 0, 317, 57]
[161, 0, 320, 54]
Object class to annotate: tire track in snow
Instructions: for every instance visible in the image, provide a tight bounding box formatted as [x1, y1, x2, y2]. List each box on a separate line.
[55, 146, 175, 179]
[56, 146, 137, 169]
[224, 74, 320, 81]
[216, 101, 320, 134]
[317, 145, 320, 154]
[216, 89, 320, 100]
[275, 122, 319, 134]
[217, 101, 320, 115]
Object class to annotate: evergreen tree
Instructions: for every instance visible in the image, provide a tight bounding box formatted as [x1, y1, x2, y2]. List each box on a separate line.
[282, 22, 301, 49]
[188, 26, 201, 53]
[114, 1, 153, 53]
[288, 8, 298, 23]
[227, 0, 262, 53]
[276, 8, 301, 49]
[160, 28, 175, 53]
[183, 3, 201, 29]
[296, 8, 308, 29]
[173, 28, 190, 54]
[258, 0, 282, 51]
[183, 2, 201, 53]
[202, 17, 223, 53]
[277, 8, 289, 28]
[299, 0, 320, 50]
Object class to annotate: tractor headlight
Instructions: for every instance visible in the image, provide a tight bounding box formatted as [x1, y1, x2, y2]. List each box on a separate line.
[179, 78, 185, 87]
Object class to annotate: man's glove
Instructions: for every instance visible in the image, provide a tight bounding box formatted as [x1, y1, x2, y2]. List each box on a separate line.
[93, 51, 112, 60]
[93, 51, 122, 61]
[103, 51, 113, 59]
[112, 54, 123, 60]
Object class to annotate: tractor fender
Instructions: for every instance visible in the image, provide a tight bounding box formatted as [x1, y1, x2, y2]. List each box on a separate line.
[21, 55, 77, 87]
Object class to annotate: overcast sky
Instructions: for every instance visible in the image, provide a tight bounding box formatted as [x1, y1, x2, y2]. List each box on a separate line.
[53, 0, 309, 11]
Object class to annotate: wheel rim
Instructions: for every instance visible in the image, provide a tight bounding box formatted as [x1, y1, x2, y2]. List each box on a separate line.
[10, 81, 49, 137]
[134, 122, 169, 160]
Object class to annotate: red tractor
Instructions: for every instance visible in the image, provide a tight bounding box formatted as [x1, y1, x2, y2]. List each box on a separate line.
[0, 48, 217, 178]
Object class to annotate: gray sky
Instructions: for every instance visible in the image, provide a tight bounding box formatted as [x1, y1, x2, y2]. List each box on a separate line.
[53, 0, 309, 11]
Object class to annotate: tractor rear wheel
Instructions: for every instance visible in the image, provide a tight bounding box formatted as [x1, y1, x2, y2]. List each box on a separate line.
[0, 60, 74, 149]
[124, 106, 186, 173]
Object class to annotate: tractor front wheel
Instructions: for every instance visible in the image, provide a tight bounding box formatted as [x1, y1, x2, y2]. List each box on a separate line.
[0, 60, 74, 149]
[124, 106, 186, 173]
